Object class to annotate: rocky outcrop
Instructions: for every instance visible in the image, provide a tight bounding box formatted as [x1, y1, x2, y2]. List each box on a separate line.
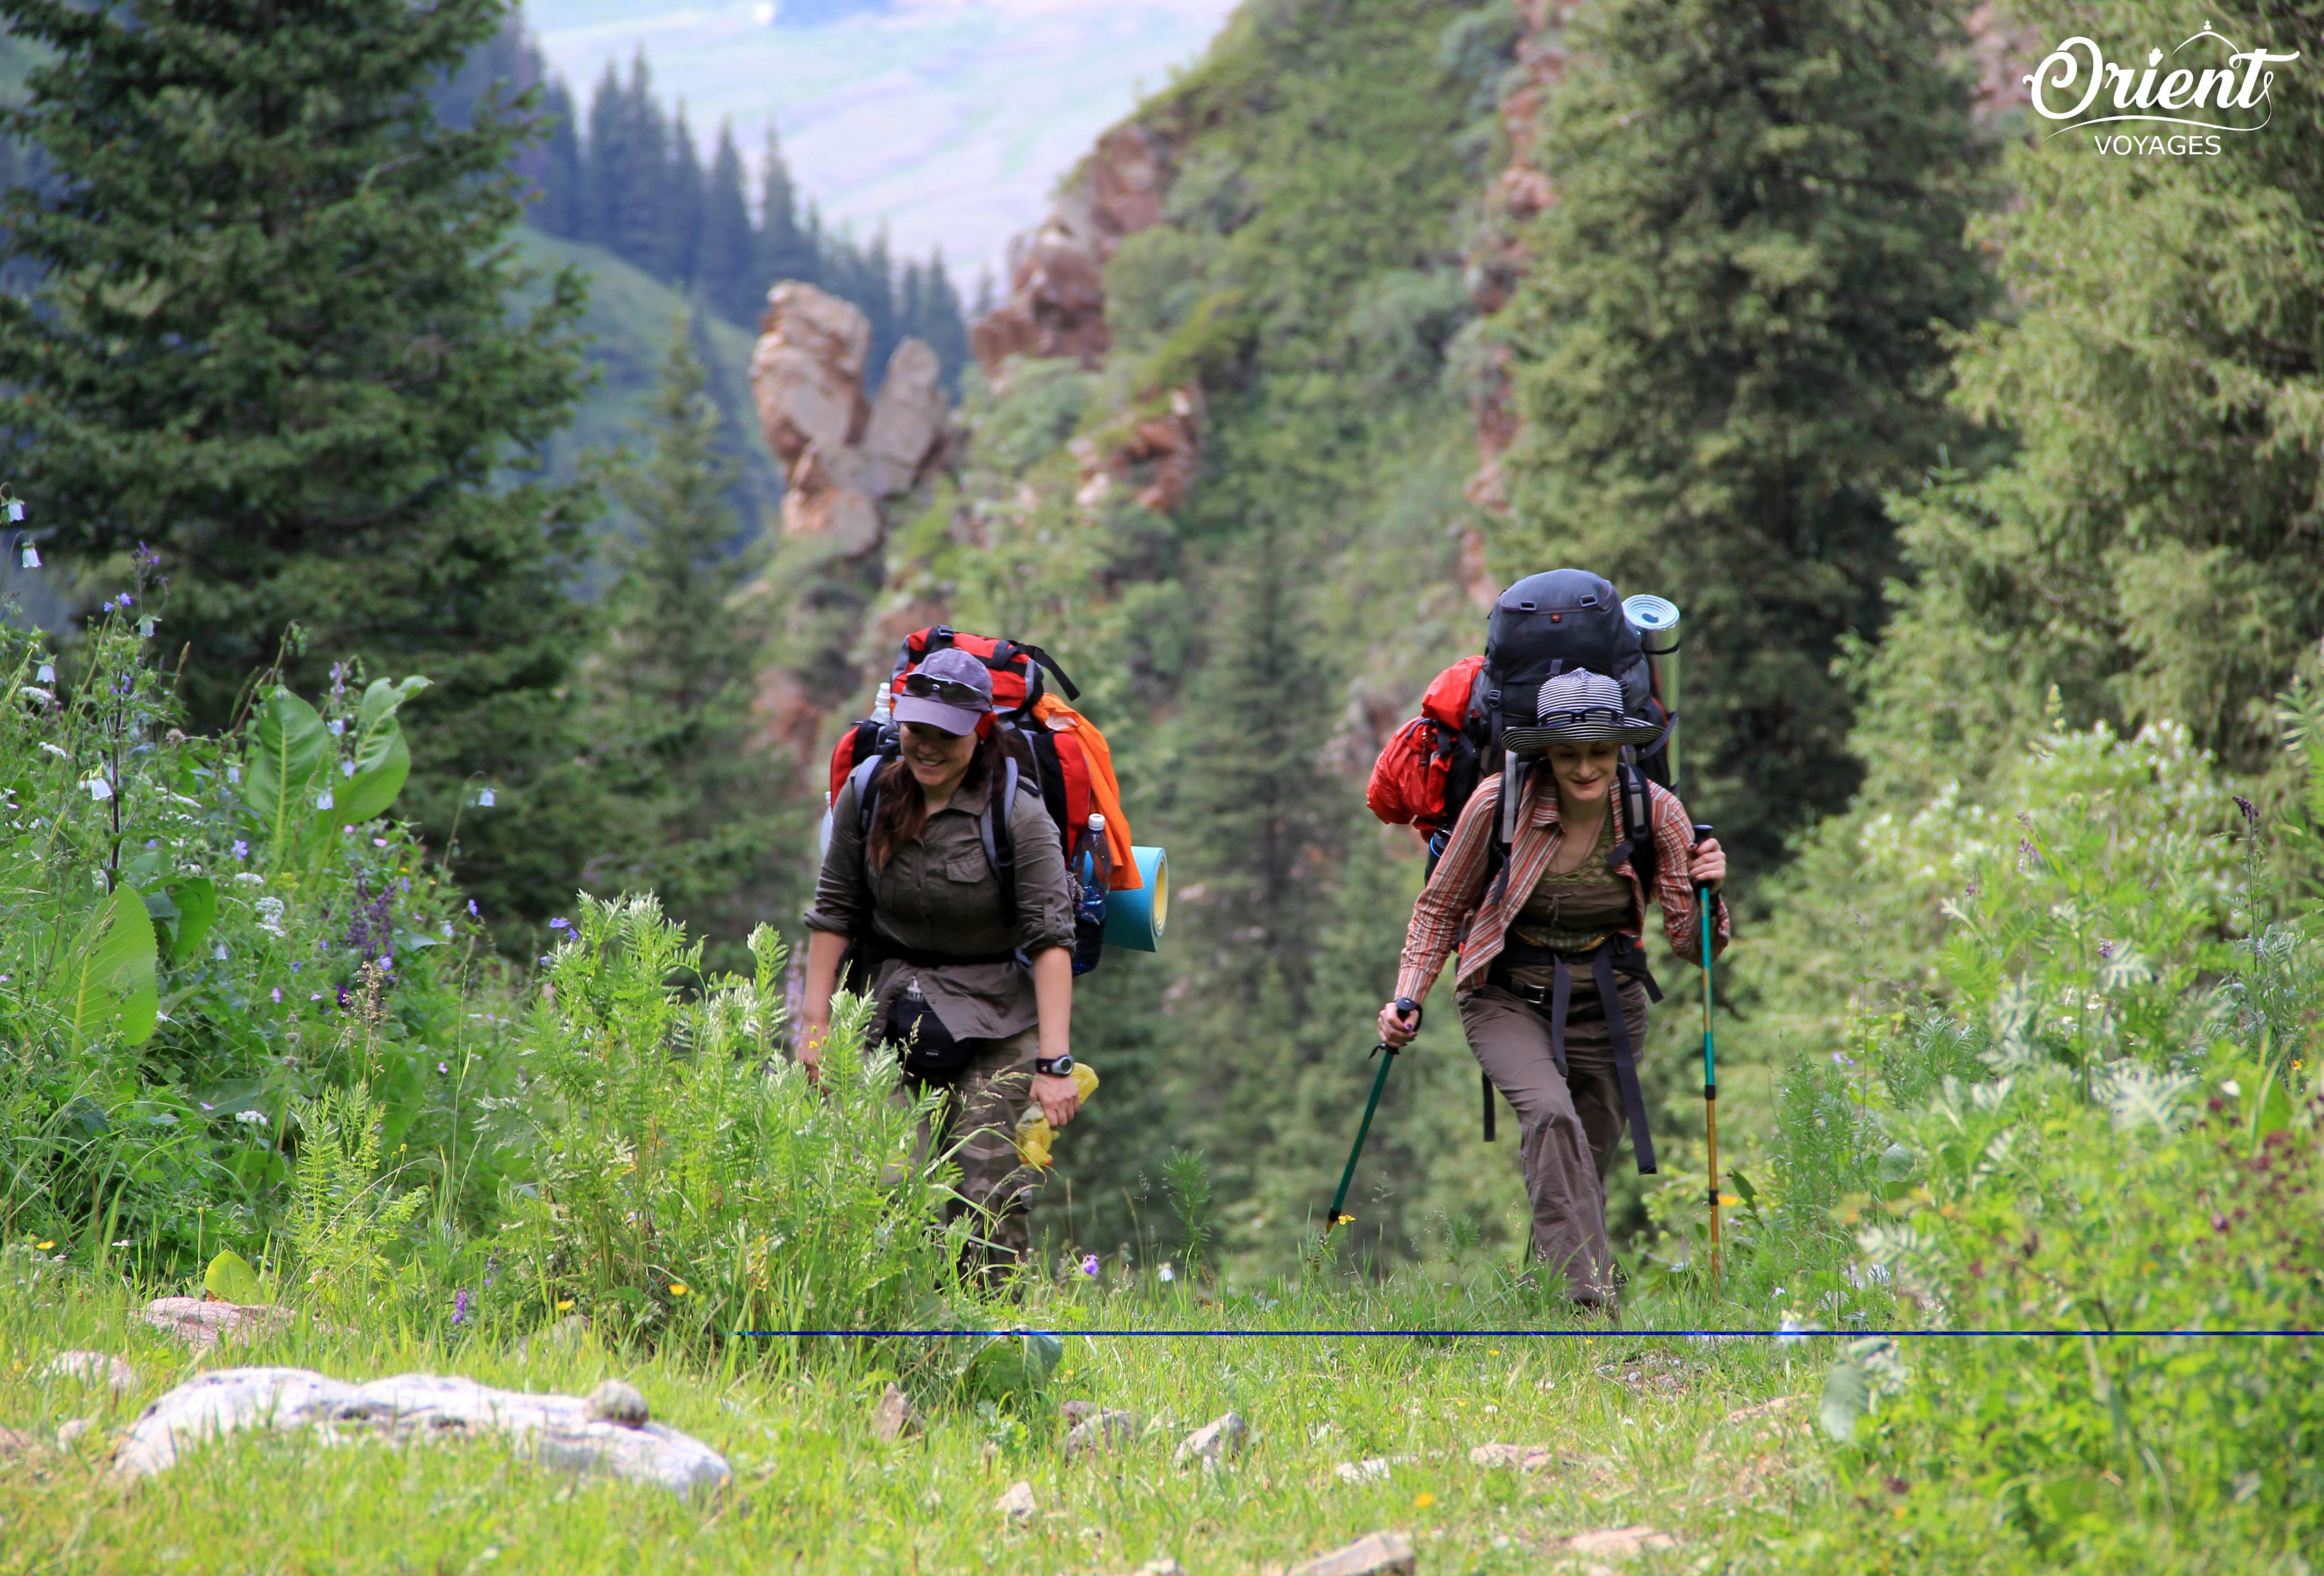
[750, 283, 950, 560]
[971, 124, 1169, 375]
[1069, 386, 1202, 517]
[114, 1367, 730, 1497]
[140, 1296, 296, 1352]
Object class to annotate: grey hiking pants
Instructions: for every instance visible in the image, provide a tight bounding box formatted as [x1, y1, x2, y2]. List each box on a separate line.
[1459, 978, 1651, 1305]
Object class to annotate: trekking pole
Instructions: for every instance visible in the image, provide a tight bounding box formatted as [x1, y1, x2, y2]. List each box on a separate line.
[1693, 823, 1719, 1289]
[1325, 1001, 1417, 1237]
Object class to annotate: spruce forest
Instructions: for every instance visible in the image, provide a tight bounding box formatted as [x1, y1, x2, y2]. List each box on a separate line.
[0, 0, 2319, 1571]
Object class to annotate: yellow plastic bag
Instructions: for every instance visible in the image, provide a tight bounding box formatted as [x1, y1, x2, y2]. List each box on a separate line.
[1014, 1061, 1100, 1168]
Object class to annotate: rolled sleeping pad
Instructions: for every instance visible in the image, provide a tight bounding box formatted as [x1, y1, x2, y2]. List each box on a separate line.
[1102, 846, 1168, 951]
[1622, 593, 1682, 794]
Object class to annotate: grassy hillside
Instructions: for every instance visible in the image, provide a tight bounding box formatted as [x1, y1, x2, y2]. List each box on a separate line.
[513, 228, 783, 539]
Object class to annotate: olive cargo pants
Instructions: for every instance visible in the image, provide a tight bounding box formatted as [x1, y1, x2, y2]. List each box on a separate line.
[1459, 978, 1651, 1306]
[901, 1025, 1042, 1285]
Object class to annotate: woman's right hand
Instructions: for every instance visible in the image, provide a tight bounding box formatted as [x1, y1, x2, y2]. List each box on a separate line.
[1377, 999, 1420, 1047]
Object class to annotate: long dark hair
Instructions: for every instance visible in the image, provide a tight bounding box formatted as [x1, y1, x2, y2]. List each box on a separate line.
[865, 729, 1005, 873]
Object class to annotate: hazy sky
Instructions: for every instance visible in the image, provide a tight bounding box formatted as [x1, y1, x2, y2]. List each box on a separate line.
[527, 0, 1240, 284]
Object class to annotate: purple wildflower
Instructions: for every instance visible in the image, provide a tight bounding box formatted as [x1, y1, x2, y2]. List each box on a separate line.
[468, 899, 479, 918]
[373, 837, 388, 848]
[437, 1061, 449, 1074]
[451, 1288, 471, 1327]
[269, 988, 281, 1004]
[1079, 1254, 1100, 1278]
[549, 918, 569, 931]
[232, 840, 249, 861]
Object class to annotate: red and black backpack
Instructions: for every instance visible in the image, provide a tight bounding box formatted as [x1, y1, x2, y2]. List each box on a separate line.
[828, 626, 1133, 972]
[1366, 570, 1672, 894]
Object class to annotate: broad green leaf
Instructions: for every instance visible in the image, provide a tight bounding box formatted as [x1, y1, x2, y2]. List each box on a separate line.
[138, 885, 181, 930]
[65, 885, 158, 1046]
[204, 1248, 264, 1304]
[335, 676, 429, 823]
[1819, 1355, 1871, 1442]
[165, 876, 217, 964]
[245, 687, 329, 847]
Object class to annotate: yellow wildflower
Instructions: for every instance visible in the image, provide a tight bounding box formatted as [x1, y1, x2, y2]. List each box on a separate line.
[669, 1282, 689, 1297]
[556, 1300, 574, 1312]
[36, 1240, 54, 1250]
[1413, 1493, 1436, 1508]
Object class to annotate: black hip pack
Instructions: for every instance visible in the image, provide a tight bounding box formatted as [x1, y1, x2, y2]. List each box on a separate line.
[853, 936, 1024, 1086]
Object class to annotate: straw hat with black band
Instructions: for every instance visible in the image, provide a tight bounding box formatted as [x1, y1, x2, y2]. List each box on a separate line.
[1501, 669, 1663, 756]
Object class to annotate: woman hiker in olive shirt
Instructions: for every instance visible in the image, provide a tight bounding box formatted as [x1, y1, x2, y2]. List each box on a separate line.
[799, 648, 1082, 1283]
[1379, 669, 1729, 1310]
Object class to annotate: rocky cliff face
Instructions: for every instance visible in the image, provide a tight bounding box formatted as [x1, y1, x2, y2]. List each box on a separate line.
[969, 124, 1170, 374]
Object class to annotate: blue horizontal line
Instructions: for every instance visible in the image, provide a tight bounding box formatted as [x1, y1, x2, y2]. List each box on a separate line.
[727, 1328, 2318, 1338]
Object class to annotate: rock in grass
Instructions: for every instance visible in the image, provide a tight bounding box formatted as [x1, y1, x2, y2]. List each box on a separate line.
[1120, 1561, 1187, 1576]
[1561, 1526, 1677, 1557]
[871, 1383, 921, 1442]
[39, 1351, 137, 1396]
[1174, 1410, 1247, 1469]
[1287, 1530, 1417, 1576]
[1467, 1441, 1554, 1471]
[114, 1368, 729, 1496]
[994, 1479, 1038, 1523]
[1065, 1408, 1138, 1461]
[1333, 1456, 1402, 1484]
[139, 1298, 295, 1353]
[0, 1424, 35, 1461]
[584, 1380, 649, 1429]
[55, 1416, 98, 1448]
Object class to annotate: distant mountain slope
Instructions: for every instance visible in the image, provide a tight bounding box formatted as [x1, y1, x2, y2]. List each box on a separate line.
[513, 228, 783, 536]
[525, 0, 1239, 281]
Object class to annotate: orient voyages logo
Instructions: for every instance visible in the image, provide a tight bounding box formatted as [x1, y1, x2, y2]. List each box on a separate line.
[2024, 21, 2300, 156]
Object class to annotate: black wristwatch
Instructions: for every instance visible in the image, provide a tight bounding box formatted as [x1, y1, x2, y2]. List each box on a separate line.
[1036, 1054, 1075, 1077]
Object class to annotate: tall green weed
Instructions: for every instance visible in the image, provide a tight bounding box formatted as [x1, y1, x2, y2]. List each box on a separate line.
[1763, 713, 2323, 1566]
[0, 597, 489, 1269]
[497, 896, 971, 1351]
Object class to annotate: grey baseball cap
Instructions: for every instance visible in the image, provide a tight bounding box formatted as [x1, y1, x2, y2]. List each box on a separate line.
[891, 647, 994, 735]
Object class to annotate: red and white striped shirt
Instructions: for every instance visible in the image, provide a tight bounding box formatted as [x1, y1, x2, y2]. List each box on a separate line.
[1393, 768, 1730, 1006]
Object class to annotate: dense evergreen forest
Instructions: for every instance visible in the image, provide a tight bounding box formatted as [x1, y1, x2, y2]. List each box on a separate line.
[439, 12, 973, 389]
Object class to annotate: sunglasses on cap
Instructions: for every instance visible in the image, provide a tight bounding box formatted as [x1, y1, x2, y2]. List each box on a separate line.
[901, 671, 989, 707]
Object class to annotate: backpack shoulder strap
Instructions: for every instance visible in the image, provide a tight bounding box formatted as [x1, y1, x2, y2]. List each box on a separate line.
[1607, 761, 1658, 897]
[978, 756, 1022, 926]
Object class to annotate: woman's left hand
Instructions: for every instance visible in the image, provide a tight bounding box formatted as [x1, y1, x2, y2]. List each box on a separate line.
[1031, 1072, 1082, 1128]
[1688, 836, 1726, 894]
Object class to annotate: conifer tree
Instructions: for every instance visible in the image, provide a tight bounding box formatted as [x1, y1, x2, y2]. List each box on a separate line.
[590, 324, 786, 958]
[0, 0, 601, 924]
[536, 77, 585, 238]
[1856, 0, 2324, 802]
[1496, 0, 1990, 873]
[667, 105, 704, 286]
[698, 121, 758, 323]
[755, 127, 819, 291]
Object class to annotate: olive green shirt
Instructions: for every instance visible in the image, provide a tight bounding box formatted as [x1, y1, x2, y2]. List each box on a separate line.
[804, 765, 1075, 1042]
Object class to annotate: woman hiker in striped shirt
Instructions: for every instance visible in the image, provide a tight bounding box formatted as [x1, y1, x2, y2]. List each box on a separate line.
[1377, 669, 1729, 1312]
